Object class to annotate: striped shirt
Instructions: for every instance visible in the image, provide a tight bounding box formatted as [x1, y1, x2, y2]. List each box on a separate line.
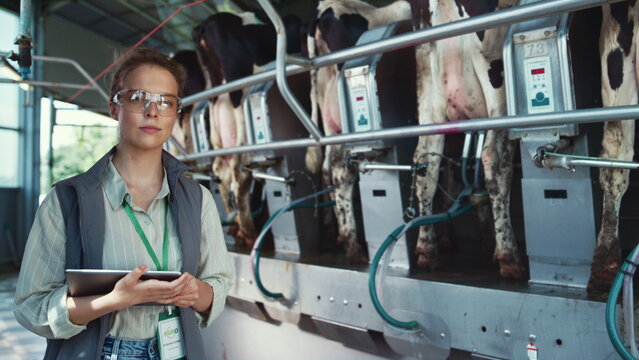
[14, 159, 235, 340]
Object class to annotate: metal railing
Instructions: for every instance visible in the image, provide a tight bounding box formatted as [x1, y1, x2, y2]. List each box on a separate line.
[179, 105, 639, 161]
[0, 51, 109, 101]
[181, 0, 620, 107]
[176, 0, 628, 163]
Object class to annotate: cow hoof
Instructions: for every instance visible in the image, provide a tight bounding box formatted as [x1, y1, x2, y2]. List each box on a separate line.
[495, 253, 526, 280]
[587, 244, 621, 297]
[416, 254, 439, 270]
[345, 242, 368, 264]
[227, 224, 239, 237]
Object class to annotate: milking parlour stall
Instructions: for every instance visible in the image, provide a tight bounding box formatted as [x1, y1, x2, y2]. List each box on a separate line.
[4, 0, 639, 359]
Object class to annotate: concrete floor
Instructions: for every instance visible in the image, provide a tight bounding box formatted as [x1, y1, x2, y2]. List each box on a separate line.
[0, 273, 46, 360]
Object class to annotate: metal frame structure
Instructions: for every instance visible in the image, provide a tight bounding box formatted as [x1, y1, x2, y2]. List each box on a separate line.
[173, 0, 637, 358]
[177, 0, 632, 163]
[0, 51, 109, 100]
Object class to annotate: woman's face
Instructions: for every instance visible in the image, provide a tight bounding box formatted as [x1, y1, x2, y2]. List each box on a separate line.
[109, 64, 179, 152]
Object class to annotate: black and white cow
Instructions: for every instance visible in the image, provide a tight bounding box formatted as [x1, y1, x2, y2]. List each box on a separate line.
[169, 50, 206, 153]
[589, 0, 639, 293]
[193, 13, 277, 247]
[409, 0, 525, 278]
[307, 0, 412, 261]
[193, 12, 303, 247]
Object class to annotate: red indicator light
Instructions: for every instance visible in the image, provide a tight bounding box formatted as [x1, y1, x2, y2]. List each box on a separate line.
[531, 68, 545, 75]
[257, 116, 261, 120]
[356, 96, 364, 101]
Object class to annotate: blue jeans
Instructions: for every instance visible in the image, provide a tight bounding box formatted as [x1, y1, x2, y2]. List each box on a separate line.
[101, 336, 159, 360]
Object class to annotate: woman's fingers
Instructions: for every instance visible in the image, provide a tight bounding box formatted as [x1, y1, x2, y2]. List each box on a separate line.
[122, 265, 148, 285]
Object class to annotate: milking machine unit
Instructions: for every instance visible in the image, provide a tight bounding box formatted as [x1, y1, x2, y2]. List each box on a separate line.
[186, 102, 237, 247]
[337, 21, 422, 271]
[504, 0, 603, 288]
[243, 62, 322, 257]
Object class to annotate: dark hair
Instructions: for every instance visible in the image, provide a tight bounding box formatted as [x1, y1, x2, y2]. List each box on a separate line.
[110, 47, 186, 99]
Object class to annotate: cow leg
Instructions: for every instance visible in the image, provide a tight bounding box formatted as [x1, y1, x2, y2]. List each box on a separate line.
[213, 158, 238, 239]
[331, 145, 365, 262]
[589, 4, 638, 292]
[470, 42, 524, 279]
[414, 45, 447, 270]
[482, 130, 523, 279]
[589, 121, 634, 293]
[231, 153, 258, 247]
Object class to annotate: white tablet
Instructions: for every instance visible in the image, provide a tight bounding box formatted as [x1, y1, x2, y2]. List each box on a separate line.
[66, 269, 182, 297]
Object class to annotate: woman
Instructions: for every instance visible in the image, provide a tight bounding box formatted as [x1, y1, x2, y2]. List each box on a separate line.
[14, 47, 234, 360]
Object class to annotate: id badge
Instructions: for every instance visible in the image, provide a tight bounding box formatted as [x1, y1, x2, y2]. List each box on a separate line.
[157, 307, 186, 360]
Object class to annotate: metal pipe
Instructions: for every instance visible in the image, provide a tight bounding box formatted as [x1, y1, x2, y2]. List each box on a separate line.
[256, 0, 322, 141]
[2, 51, 110, 100]
[0, 78, 96, 90]
[178, 105, 639, 161]
[182, 64, 306, 106]
[167, 136, 189, 156]
[462, 132, 473, 159]
[191, 173, 213, 182]
[181, 0, 621, 107]
[568, 158, 639, 170]
[19, 0, 32, 38]
[17, 0, 33, 79]
[359, 162, 413, 172]
[31, 54, 110, 101]
[286, 55, 312, 68]
[252, 171, 292, 184]
[474, 131, 486, 160]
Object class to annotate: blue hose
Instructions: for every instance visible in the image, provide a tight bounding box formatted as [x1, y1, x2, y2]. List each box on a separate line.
[253, 187, 335, 298]
[369, 189, 475, 329]
[606, 243, 639, 360]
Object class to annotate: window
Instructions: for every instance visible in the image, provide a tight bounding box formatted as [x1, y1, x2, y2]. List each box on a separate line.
[40, 98, 117, 197]
[0, 8, 20, 187]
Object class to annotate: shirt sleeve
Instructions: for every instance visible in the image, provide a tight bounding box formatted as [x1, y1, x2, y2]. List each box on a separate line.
[194, 184, 235, 327]
[13, 188, 87, 339]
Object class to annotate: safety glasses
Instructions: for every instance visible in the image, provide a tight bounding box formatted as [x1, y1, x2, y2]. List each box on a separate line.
[112, 89, 182, 116]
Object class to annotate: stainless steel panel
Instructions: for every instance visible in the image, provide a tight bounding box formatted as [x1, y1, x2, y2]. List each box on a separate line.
[265, 166, 301, 255]
[359, 168, 410, 269]
[202, 306, 407, 360]
[312, 316, 379, 353]
[520, 175, 596, 288]
[384, 310, 451, 360]
[227, 253, 618, 360]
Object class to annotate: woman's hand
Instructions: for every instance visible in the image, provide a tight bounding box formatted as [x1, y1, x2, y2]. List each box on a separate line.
[67, 265, 190, 325]
[172, 273, 213, 314]
[109, 265, 191, 309]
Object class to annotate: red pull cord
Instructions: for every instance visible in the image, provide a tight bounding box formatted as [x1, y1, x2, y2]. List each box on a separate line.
[66, 0, 207, 103]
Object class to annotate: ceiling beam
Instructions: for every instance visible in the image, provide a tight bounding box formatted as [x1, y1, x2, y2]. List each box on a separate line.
[114, 0, 191, 41]
[79, 1, 174, 49]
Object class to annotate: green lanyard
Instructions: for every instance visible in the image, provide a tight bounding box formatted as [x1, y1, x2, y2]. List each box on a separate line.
[123, 197, 170, 271]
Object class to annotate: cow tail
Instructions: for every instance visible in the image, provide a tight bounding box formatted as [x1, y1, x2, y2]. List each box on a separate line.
[305, 27, 323, 174]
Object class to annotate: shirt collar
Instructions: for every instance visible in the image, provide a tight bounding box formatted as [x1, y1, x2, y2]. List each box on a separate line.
[104, 157, 171, 211]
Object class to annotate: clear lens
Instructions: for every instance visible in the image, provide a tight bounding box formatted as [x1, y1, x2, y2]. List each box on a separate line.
[115, 89, 181, 116]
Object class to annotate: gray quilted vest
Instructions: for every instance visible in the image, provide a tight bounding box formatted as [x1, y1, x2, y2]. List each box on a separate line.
[45, 146, 205, 359]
